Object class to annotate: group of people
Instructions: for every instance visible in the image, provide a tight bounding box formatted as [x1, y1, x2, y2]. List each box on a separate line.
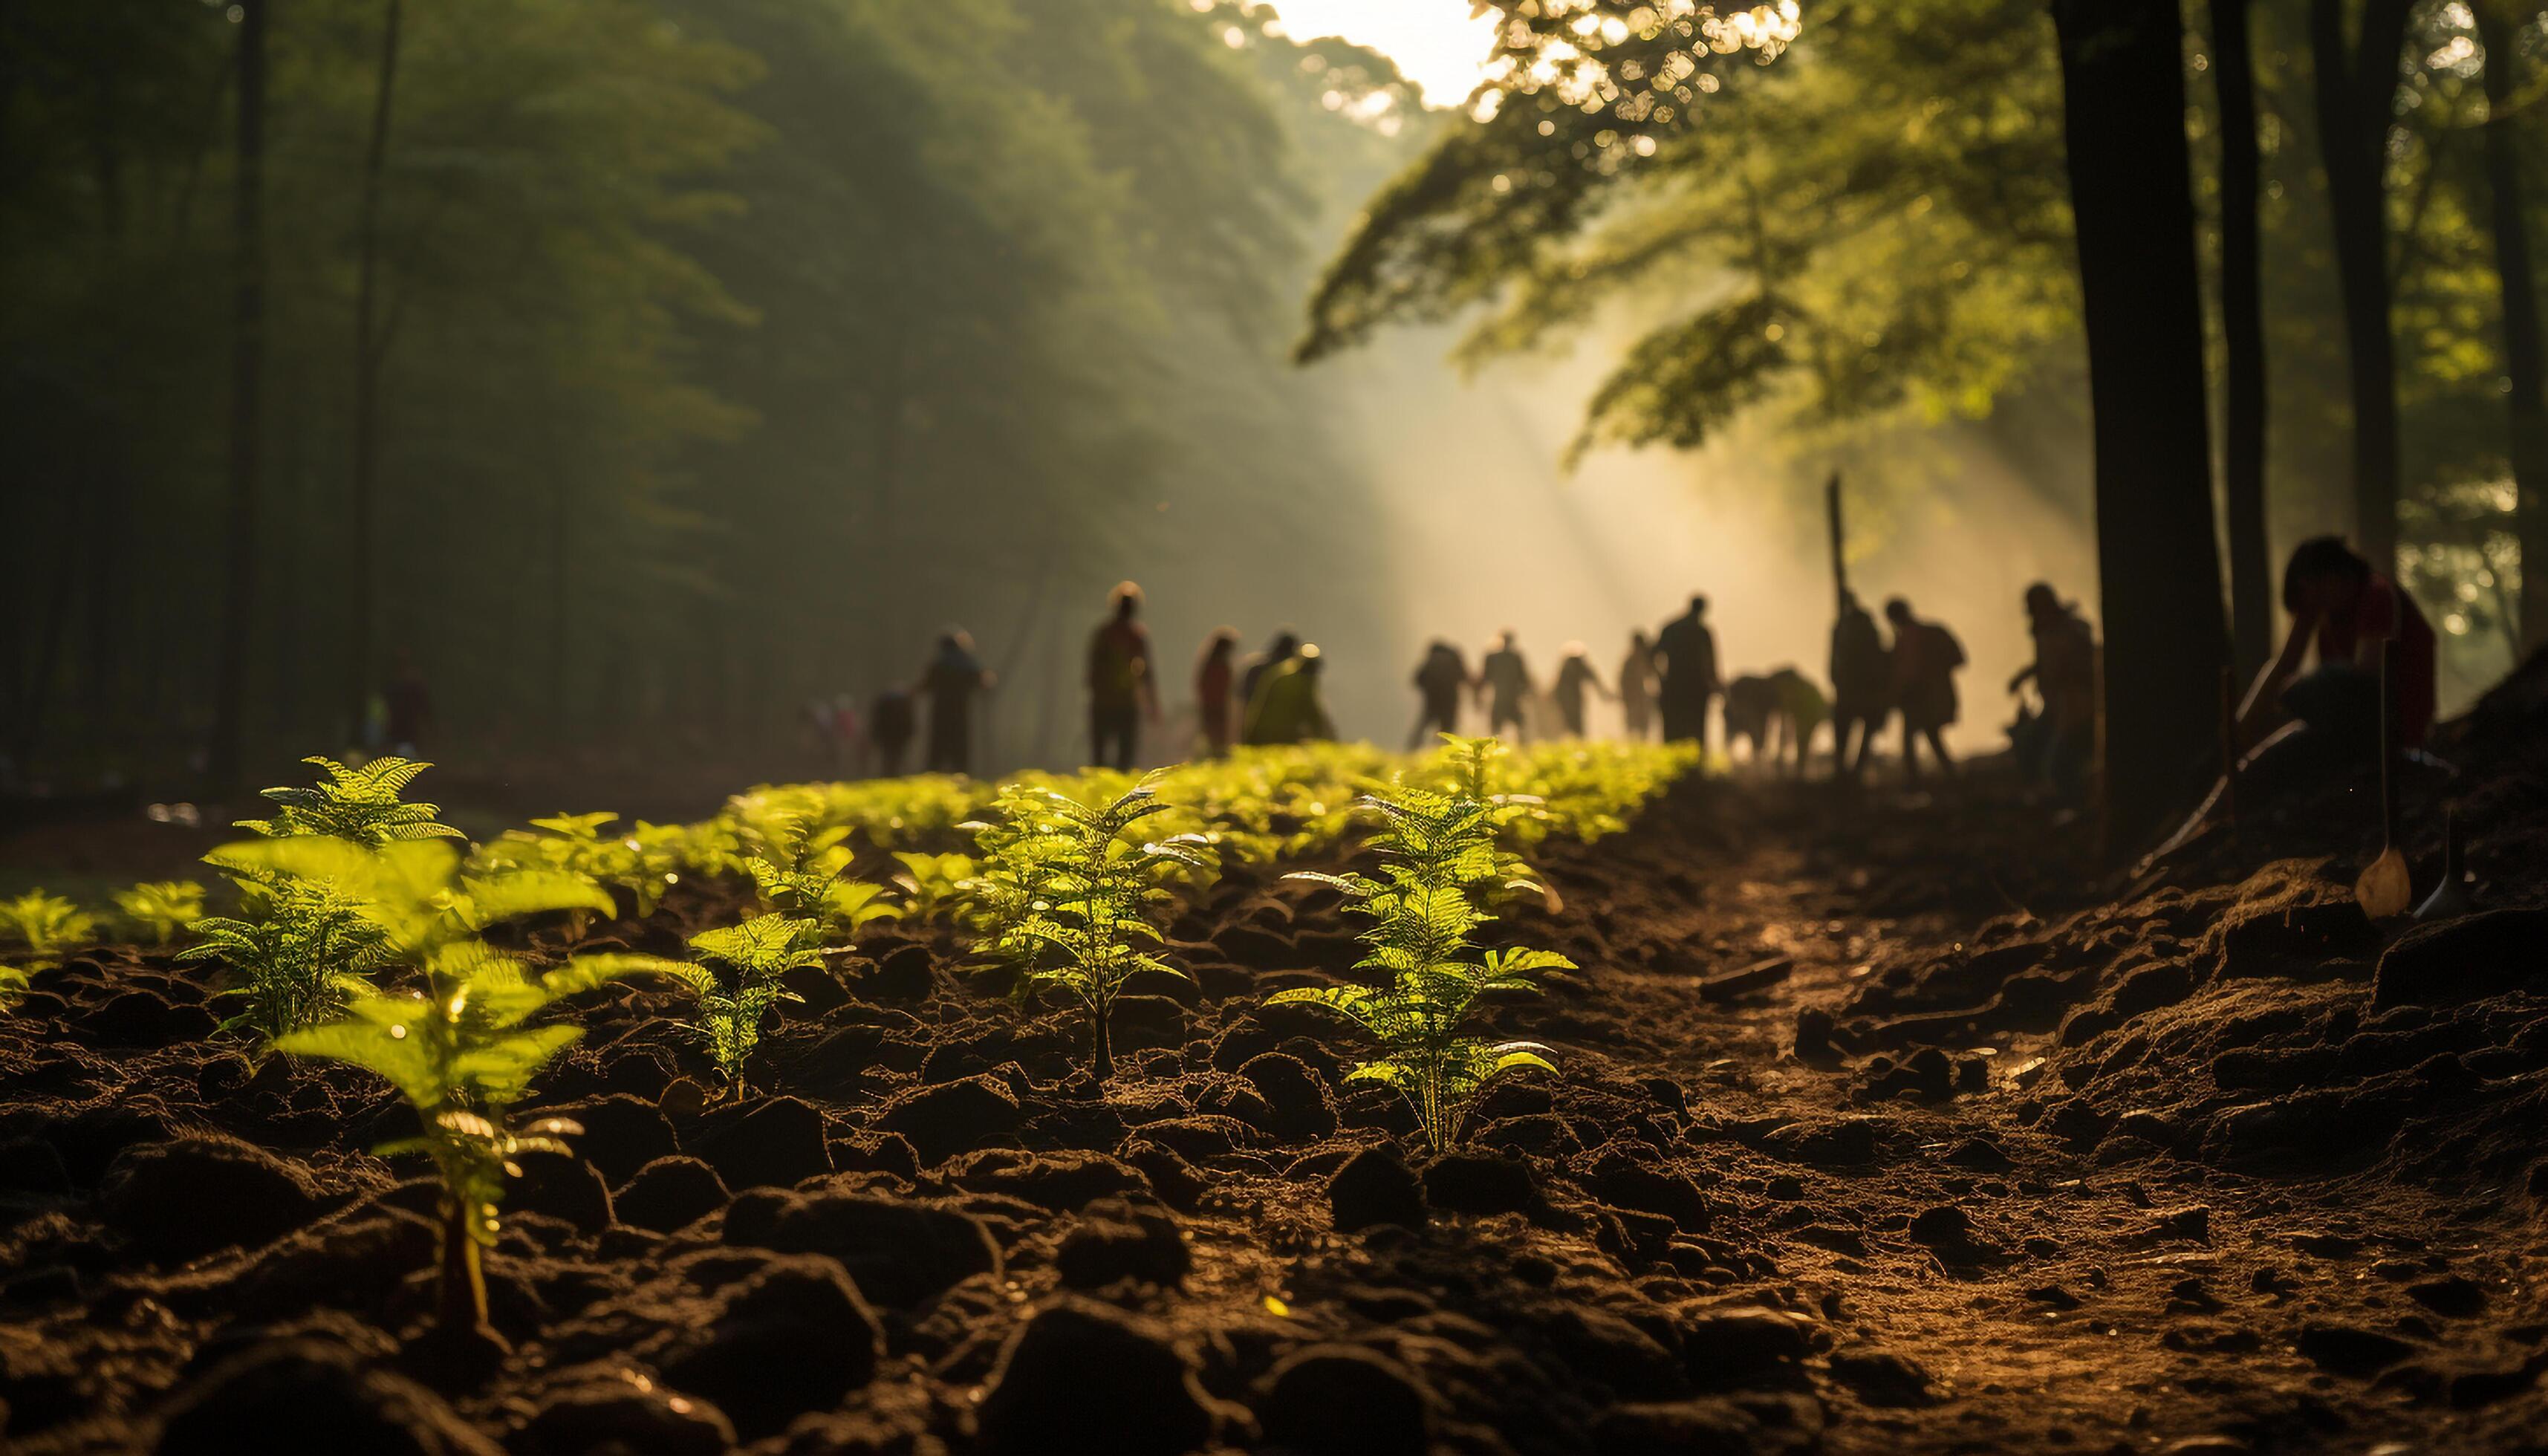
[801, 533, 2435, 807]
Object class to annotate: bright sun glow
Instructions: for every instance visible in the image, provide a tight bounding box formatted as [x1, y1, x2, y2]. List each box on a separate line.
[1264, 0, 1500, 105]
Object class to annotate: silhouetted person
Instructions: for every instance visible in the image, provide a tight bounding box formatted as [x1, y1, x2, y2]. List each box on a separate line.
[869, 686, 915, 776]
[1885, 597, 1964, 782]
[1829, 591, 1889, 779]
[1478, 631, 1534, 741]
[921, 631, 993, 775]
[1195, 628, 1239, 755]
[1409, 640, 1472, 748]
[1551, 643, 1612, 738]
[1618, 630, 1660, 741]
[2009, 583, 2097, 798]
[1243, 643, 1334, 745]
[385, 647, 432, 755]
[1239, 629, 1299, 712]
[1086, 580, 1157, 770]
[1654, 595, 1721, 747]
[2233, 536, 2437, 790]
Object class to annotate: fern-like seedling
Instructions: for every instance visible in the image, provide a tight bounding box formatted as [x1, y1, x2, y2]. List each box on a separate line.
[181, 875, 391, 1040]
[237, 755, 464, 845]
[739, 816, 900, 945]
[112, 880, 207, 945]
[965, 777, 1214, 1082]
[480, 812, 686, 932]
[0, 891, 100, 973]
[1267, 737, 1568, 1152]
[243, 836, 683, 1327]
[671, 912, 824, 1093]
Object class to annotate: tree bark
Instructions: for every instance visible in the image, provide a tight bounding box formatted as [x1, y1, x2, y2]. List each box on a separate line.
[350, 0, 404, 741]
[2213, 0, 2273, 678]
[2474, 0, 2548, 654]
[2050, 0, 2232, 856]
[2309, 0, 2414, 571]
[210, 0, 269, 789]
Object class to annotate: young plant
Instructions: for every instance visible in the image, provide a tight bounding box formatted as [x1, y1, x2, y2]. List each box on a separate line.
[890, 850, 974, 923]
[1268, 737, 1569, 1152]
[739, 816, 899, 944]
[672, 912, 823, 1093]
[965, 777, 1213, 1081]
[113, 880, 207, 945]
[181, 874, 391, 1040]
[0, 891, 99, 972]
[479, 812, 686, 931]
[260, 836, 681, 1328]
[237, 755, 465, 846]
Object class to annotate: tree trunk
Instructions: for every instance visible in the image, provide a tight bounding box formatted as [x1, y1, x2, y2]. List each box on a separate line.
[210, 0, 269, 790]
[2213, 0, 2273, 679]
[349, 0, 404, 741]
[2309, 0, 2414, 571]
[2475, 0, 2548, 654]
[2051, 0, 2232, 856]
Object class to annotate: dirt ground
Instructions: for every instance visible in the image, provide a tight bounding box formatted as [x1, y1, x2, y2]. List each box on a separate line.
[3, 659, 2545, 1455]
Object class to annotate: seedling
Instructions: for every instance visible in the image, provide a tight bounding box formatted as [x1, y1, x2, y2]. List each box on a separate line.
[1269, 737, 1568, 1152]
[964, 777, 1214, 1081]
[738, 816, 899, 943]
[112, 880, 207, 945]
[261, 836, 683, 1328]
[237, 755, 464, 846]
[181, 875, 391, 1040]
[0, 890, 99, 972]
[890, 850, 975, 923]
[672, 912, 823, 1093]
[480, 812, 686, 931]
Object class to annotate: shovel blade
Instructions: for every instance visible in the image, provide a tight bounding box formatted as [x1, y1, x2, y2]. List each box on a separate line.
[2355, 848, 2413, 920]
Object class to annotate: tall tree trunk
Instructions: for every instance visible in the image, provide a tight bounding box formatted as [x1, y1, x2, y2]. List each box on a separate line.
[2309, 0, 2414, 571]
[2213, 0, 2273, 678]
[2051, 0, 2232, 855]
[349, 0, 404, 741]
[210, 0, 269, 790]
[2475, 0, 2548, 654]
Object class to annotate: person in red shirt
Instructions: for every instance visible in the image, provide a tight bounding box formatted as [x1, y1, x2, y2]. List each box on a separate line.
[1087, 581, 1159, 770]
[2236, 536, 2437, 758]
[1194, 627, 1239, 756]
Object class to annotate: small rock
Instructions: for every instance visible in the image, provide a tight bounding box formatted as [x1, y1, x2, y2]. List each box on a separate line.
[722, 1184, 1000, 1307]
[1828, 1347, 1937, 1406]
[1420, 1151, 1536, 1215]
[1680, 1307, 1813, 1387]
[695, 1096, 833, 1191]
[101, 1137, 330, 1264]
[944, 1148, 1151, 1212]
[540, 1095, 678, 1186]
[613, 1157, 729, 1234]
[2407, 1275, 2486, 1319]
[1328, 1147, 1427, 1233]
[974, 1298, 1222, 1456]
[154, 1339, 498, 1455]
[876, 1076, 1022, 1166]
[2373, 908, 2548, 1007]
[2296, 1322, 2415, 1377]
[655, 1255, 883, 1440]
[516, 1384, 735, 1456]
[1256, 1345, 1431, 1456]
[1056, 1200, 1190, 1290]
[1238, 1053, 1338, 1140]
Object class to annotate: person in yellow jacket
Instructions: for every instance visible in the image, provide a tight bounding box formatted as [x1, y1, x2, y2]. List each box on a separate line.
[1242, 643, 1336, 745]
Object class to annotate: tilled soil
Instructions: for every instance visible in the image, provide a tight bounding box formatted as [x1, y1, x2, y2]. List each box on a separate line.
[3, 661, 2546, 1455]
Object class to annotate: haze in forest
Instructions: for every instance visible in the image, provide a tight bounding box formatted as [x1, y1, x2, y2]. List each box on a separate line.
[1, 0, 2535, 810]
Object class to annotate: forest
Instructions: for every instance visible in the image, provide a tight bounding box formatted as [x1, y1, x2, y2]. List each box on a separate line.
[4, 1, 2548, 1453]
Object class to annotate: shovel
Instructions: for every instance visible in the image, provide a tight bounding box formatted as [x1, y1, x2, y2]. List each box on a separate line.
[2353, 639, 2413, 919]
